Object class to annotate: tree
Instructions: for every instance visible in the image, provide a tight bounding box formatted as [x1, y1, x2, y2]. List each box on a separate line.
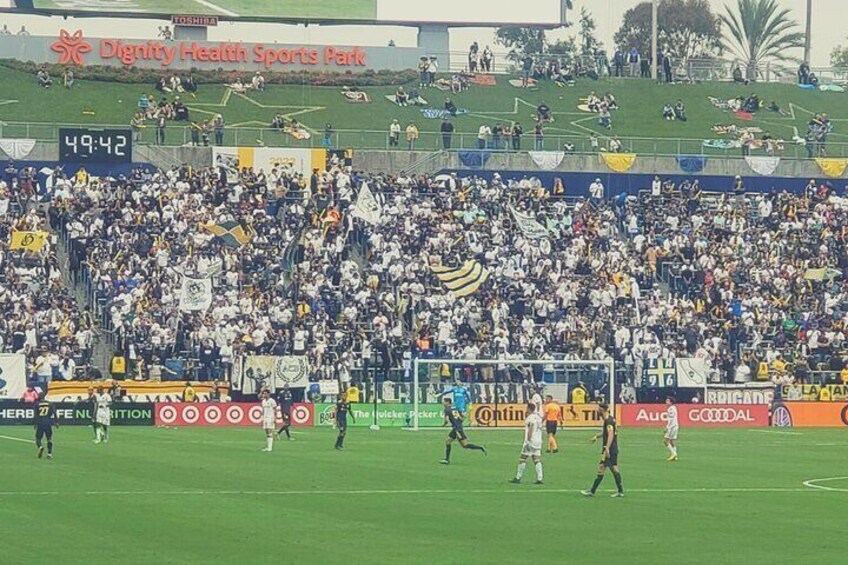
[613, 0, 722, 61]
[495, 0, 573, 61]
[721, 0, 804, 79]
[578, 7, 603, 59]
[832, 40, 848, 68]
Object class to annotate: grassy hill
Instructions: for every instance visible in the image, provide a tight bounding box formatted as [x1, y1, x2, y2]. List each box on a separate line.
[1, 65, 846, 154]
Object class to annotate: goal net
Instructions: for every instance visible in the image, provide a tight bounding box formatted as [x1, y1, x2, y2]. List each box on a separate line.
[407, 358, 615, 430]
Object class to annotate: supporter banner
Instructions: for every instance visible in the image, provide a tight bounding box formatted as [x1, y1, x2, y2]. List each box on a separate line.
[45, 381, 227, 402]
[780, 384, 848, 402]
[706, 385, 774, 405]
[676, 155, 707, 174]
[313, 403, 444, 428]
[528, 151, 565, 171]
[0, 139, 37, 160]
[815, 157, 848, 178]
[351, 182, 381, 225]
[213, 147, 327, 178]
[154, 402, 314, 427]
[639, 358, 709, 388]
[238, 355, 309, 394]
[618, 404, 769, 427]
[458, 150, 491, 169]
[179, 277, 213, 312]
[0, 400, 154, 426]
[744, 155, 780, 176]
[509, 206, 549, 240]
[599, 153, 636, 173]
[431, 260, 489, 299]
[0, 354, 27, 399]
[470, 403, 602, 428]
[771, 402, 848, 428]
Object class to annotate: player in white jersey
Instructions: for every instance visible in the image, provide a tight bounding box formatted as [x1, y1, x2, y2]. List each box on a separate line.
[93, 387, 112, 444]
[664, 396, 679, 461]
[260, 389, 278, 452]
[529, 385, 543, 416]
[509, 403, 544, 485]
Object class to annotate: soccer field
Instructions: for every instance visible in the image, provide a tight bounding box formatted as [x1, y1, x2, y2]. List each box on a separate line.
[31, 0, 377, 20]
[1, 426, 845, 565]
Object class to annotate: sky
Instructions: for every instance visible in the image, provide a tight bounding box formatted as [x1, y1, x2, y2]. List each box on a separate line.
[0, 0, 843, 66]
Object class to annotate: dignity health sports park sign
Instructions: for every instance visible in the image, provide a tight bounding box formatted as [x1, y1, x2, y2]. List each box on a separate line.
[0, 30, 426, 72]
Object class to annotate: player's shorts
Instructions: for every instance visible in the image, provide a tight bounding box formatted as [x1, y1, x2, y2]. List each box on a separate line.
[448, 427, 467, 442]
[337, 420, 348, 432]
[521, 443, 542, 458]
[35, 425, 53, 442]
[262, 419, 276, 431]
[600, 450, 619, 468]
[545, 421, 558, 435]
[280, 409, 291, 423]
[96, 413, 111, 426]
[665, 426, 679, 440]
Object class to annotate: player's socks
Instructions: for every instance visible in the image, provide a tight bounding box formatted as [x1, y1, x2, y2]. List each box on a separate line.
[671, 445, 678, 457]
[444, 444, 452, 461]
[37, 445, 44, 459]
[667, 443, 675, 457]
[590, 474, 604, 494]
[47, 442, 53, 456]
[283, 426, 291, 439]
[463, 443, 485, 452]
[535, 461, 543, 482]
[515, 461, 526, 480]
[612, 471, 623, 493]
[266, 436, 273, 451]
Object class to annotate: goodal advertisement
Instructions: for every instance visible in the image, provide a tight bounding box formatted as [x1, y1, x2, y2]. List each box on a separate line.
[0, 401, 153, 426]
[313, 403, 444, 428]
[618, 404, 769, 428]
[470, 403, 602, 428]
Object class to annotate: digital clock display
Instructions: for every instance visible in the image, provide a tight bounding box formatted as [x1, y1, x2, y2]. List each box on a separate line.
[59, 128, 133, 164]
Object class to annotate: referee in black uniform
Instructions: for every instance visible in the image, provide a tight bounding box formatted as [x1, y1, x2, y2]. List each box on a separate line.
[582, 403, 624, 497]
[33, 394, 57, 460]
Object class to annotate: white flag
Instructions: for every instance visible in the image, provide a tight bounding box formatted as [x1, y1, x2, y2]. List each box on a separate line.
[510, 206, 549, 240]
[179, 277, 213, 312]
[351, 182, 381, 225]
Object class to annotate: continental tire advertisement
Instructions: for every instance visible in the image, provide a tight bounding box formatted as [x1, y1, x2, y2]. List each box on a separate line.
[0, 400, 154, 426]
[771, 402, 848, 428]
[469, 403, 602, 428]
[313, 403, 444, 427]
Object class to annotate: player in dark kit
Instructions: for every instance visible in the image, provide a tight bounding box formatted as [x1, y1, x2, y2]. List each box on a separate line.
[440, 397, 486, 464]
[582, 403, 624, 497]
[276, 385, 294, 440]
[33, 394, 57, 460]
[334, 394, 355, 450]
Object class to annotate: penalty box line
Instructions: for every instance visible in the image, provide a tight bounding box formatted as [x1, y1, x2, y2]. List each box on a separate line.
[0, 487, 818, 496]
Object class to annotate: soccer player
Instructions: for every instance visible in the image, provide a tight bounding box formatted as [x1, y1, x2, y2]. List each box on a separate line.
[543, 394, 563, 453]
[530, 385, 543, 416]
[86, 386, 98, 440]
[260, 389, 277, 452]
[664, 396, 679, 461]
[509, 403, 544, 484]
[581, 403, 624, 498]
[334, 393, 355, 450]
[93, 387, 112, 444]
[442, 381, 470, 420]
[440, 397, 486, 464]
[276, 385, 294, 440]
[33, 393, 57, 459]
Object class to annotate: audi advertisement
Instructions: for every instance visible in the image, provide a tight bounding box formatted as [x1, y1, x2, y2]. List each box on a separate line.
[154, 402, 314, 427]
[618, 404, 770, 428]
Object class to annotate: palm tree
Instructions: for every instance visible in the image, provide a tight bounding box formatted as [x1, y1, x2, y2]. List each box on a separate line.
[721, 0, 805, 80]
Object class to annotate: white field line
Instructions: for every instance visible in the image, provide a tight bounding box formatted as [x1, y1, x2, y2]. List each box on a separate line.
[802, 477, 848, 492]
[0, 487, 816, 496]
[192, 0, 239, 17]
[0, 434, 33, 444]
[748, 429, 803, 435]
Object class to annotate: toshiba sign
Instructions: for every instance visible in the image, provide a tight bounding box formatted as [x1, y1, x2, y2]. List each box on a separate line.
[618, 404, 769, 427]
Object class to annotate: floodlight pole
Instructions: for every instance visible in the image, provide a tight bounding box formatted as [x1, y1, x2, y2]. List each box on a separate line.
[651, 0, 658, 81]
[803, 0, 812, 65]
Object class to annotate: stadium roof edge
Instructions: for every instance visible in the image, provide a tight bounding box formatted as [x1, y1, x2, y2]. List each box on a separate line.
[0, 7, 563, 29]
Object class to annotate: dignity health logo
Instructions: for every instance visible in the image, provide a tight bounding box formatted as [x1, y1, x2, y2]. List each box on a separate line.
[50, 29, 93, 66]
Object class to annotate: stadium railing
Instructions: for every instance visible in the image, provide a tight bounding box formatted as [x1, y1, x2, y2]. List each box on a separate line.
[4, 121, 848, 159]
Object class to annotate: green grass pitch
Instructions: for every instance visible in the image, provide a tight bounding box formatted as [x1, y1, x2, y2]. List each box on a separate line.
[1, 425, 845, 564]
[31, 0, 378, 19]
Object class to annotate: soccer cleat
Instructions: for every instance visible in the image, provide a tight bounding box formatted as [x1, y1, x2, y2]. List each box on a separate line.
[288, 437, 295, 441]
[481, 446, 487, 456]
[261, 448, 271, 452]
[546, 449, 551, 453]
[439, 459, 450, 465]
[508, 478, 521, 484]
[92, 439, 101, 444]
[534, 480, 544, 485]
[611, 492, 625, 498]
[668, 455, 678, 462]
[37, 446, 44, 459]
[47, 454, 53, 460]
[580, 490, 595, 497]
[553, 449, 559, 453]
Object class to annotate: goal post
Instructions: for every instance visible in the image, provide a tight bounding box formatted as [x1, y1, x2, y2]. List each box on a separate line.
[409, 358, 615, 431]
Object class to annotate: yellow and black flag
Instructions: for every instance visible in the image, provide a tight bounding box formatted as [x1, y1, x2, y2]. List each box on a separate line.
[9, 230, 48, 252]
[432, 260, 489, 299]
[203, 221, 254, 249]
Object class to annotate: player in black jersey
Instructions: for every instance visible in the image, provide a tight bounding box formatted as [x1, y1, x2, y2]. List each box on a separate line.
[440, 397, 486, 464]
[33, 394, 57, 460]
[582, 403, 624, 497]
[276, 385, 294, 440]
[334, 394, 355, 450]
